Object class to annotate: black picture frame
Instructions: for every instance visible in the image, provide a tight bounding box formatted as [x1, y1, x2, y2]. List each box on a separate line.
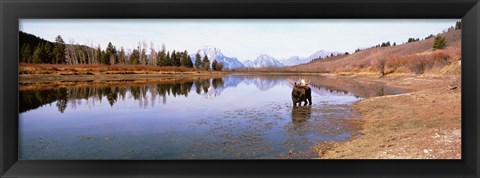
[1, 0, 479, 177]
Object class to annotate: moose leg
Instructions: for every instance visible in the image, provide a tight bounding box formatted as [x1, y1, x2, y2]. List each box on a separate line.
[307, 96, 312, 105]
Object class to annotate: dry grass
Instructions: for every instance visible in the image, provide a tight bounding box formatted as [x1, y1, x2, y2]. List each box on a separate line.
[19, 63, 216, 75]
[386, 47, 461, 74]
[285, 29, 461, 75]
[315, 74, 461, 159]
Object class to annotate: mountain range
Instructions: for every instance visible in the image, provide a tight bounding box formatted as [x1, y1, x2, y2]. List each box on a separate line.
[243, 54, 284, 68]
[190, 46, 245, 69]
[190, 45, 341, 69]
[279, 50, 343, 66]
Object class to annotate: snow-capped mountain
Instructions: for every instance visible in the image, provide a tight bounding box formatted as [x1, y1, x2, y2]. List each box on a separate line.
[244, 54, 284, 68]
[307, 50, 342, 61]
[189, 47, 342, 68]
[190, 46, 244, 69]
[242, 60, 255, 68]
[281, 56, 303, 66]
[280, 50, 343, 66]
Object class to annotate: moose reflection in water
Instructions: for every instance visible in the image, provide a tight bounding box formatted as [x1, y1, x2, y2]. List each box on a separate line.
[291, 106, 312, 126]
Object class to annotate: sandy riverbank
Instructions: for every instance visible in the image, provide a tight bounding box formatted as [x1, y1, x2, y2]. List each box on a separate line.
[314, 74, 461, 159]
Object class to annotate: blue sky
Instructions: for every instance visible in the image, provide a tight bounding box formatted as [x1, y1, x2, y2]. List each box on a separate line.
[20, 19, 458, 62]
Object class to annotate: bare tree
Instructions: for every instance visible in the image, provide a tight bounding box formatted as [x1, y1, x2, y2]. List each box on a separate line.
[149, 41, 157, 66]
[119, 47, 126, 65]
[139, 40, 148, 65]
[371, 48, 388, 78]
[65, 39, 79, 65]
[88, 42, 96, 64]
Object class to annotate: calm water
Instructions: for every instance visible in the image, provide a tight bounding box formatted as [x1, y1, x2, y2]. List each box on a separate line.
[19, 74, 404, 159]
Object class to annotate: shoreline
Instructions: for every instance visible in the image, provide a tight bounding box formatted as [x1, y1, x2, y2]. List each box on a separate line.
[314, 74, 461, 159]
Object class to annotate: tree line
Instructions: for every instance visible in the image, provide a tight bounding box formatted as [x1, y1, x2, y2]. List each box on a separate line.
[19, 31, 224, 71]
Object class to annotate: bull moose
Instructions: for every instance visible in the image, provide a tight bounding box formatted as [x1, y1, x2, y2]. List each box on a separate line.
[289, 79, 312, 106]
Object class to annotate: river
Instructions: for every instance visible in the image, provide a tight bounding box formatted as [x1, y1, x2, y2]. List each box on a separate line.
[19, 74, 404, 159]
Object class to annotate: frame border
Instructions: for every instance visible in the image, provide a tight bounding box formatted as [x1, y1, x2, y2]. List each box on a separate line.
[1, 0, 479, 177]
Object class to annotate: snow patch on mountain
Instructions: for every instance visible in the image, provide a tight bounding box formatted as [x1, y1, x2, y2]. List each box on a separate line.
[279, 50, 343, 66]
[190, 45, 244, 69]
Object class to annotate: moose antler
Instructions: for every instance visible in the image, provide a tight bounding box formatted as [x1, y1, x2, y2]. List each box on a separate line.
[299, 78, 310, 86]
[287, 79, 296, 86]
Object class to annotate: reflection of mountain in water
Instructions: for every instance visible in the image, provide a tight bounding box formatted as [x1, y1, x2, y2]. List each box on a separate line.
[231, 75, 284, 91]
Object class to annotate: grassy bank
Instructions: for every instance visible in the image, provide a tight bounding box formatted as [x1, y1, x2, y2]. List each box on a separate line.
[20, 63, 223, 75]
[314, 74, 461, 159]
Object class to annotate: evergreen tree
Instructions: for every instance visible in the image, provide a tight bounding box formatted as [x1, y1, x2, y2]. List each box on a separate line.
[455, 21, 462, 30]
[129, 49, 140, 64]
[433, 36, 447, 50]
[101, 50, 108, 65]
[43, 42, 53, 63]
[202, 55, 210, 70]
[32, 44, 44, 64]
[194, 53, 202, 69]
[212, 60, 218, 71]
[171, 50, 181, 66]
[157, 49, 167, 66]
[53, 35, 66, 64]
[165, 51, 172, 66]
[174, 51, 181, 67]
[186, 55, 193, 68]
[180, 50, 190, 67]
[408, 38, 414, 43]
[20, 43, 32, 63]
[106, 42, 117, 65]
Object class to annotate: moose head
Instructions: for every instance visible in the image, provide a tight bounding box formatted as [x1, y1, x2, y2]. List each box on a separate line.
[288, 79, 312, 106]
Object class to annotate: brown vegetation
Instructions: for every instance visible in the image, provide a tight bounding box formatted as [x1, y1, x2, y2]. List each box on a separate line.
[285, 29, 461, 75]
[314, 74, 461, 159]
[19, 63, 222, 75]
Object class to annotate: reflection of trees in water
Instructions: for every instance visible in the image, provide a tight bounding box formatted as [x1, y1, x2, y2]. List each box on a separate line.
[20, 75, 397, 113]
[212, 78, 224, 89]
[20, 80, 216, 113]
[202, 80, 210, 94]
[375, 85, 385, 96]
[307, 84, 361, 99]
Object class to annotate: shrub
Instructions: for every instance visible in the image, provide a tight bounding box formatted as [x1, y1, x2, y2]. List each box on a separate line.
[433, 36, 447, 50]
[408, 56, 428, 74]
[432, 52, 451, 67]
